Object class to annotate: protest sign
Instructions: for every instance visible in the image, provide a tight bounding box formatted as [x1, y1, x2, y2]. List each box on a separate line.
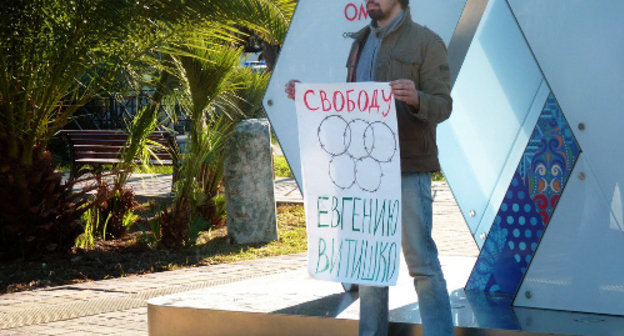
[295, 82, 402, 286]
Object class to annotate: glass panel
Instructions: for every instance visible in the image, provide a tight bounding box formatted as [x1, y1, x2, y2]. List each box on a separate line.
[439, 0, 543, 242]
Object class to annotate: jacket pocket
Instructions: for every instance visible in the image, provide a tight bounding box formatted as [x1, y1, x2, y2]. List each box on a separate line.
[391, 53, 421, 85]
[398, 114, 431, 155]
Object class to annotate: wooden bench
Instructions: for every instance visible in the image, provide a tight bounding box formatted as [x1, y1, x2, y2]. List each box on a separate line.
[58, 130, 180, 186]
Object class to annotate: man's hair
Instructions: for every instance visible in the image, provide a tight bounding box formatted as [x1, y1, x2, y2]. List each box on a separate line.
[399, 0, 409, 9]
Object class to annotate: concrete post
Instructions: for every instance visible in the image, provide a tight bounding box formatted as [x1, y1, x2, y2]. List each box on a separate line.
[224, 119, 278, 244]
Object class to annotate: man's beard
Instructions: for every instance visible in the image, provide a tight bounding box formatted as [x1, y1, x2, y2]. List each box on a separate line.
[368, 8, 384, 21]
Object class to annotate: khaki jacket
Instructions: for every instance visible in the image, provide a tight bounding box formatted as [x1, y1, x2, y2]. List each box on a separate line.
[346, 9, 452, 172]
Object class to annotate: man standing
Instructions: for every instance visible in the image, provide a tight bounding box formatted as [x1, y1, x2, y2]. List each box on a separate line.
[286, 0, 453, 335]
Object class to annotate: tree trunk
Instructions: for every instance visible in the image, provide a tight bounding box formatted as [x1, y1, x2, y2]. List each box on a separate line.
[261, 42, 280, 72]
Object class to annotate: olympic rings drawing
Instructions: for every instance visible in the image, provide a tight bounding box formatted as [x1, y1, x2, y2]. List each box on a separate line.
[317, 115, 351, 156]
[364, 121, 397, 163]
[329, 154, 356, 190]
[317, 115, 397, 193]
[355, 157, 383, 192]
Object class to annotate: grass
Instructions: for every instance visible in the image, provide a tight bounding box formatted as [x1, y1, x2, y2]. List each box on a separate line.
[0, 204, 307, 293]
[274, 155, 293, 178]
[191, 204, 306, 264]
[135, 165, 174, 174]
[432, 171, 445, 182]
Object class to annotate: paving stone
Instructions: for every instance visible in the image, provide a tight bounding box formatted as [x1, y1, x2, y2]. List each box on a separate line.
[274, 177, 303, 203]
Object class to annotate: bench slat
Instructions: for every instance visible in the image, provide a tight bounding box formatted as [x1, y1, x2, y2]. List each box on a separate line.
[60, 130, 171, 135]
[67, 135, 172, 141]
[73, 145, 125, 152]
[75, 158, 174, 166]
[73, 145, 172, 153]
[74, 152, 172, 159]
[59, 129, 179, 181]
[70, 139, 127, 145]
[70, 139, 171, 147]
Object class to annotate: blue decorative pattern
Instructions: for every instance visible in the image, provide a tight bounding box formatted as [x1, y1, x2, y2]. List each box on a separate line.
[466, 93, 581, 294]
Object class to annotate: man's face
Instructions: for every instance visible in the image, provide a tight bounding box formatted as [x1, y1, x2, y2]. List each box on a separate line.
[367, 0, 402, 23]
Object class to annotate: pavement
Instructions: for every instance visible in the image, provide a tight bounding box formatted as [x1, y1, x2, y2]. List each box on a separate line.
[69, 173, 305, 204]
[0, 174, 478, 336]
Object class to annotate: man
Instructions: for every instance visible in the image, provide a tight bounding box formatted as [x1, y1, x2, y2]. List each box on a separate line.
[286, 0, 453, 335]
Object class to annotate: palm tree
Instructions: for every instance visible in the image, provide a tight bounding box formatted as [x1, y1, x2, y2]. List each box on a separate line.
[158, 27, 273, 247]
[0, 0, 295, 259]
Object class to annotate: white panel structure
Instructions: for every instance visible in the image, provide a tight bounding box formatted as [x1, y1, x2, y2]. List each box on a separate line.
[507, 0, 624, 228]
[514, 307, 624, 336]
[515, 154, 624, 316]
[410, 0, 467, 44]
[262, 0, 467, 188]
[438, 0, 543, 246]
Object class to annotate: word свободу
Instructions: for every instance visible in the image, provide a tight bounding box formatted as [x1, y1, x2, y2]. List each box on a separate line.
[302, 87, 394, 117]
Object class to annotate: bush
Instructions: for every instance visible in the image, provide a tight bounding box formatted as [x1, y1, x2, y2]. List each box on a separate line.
[274, 155, 293, 178]
[0, 150, 88, 260]
[91, 180, 139, 239]
[432, 171, 446, 182]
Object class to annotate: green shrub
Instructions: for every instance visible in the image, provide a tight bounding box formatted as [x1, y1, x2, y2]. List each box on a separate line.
[432, 171, 446, 182]
[274, 155, 293, 178]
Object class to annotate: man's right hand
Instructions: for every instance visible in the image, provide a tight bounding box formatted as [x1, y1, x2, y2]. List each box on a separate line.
[285, 79, 300, 100]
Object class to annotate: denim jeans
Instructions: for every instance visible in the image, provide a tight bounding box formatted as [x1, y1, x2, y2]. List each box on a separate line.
[358, 173, 454, 336]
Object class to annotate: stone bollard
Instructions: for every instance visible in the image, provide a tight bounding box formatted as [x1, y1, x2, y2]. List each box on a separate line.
[224, 118, 278, 244]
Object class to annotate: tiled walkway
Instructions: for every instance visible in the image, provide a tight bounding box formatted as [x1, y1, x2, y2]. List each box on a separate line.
[0, 175, 477, 335]
[70, 174, 303, 204]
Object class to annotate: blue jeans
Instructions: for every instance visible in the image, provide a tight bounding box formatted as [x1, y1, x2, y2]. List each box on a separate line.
[359, 173, 454, 336]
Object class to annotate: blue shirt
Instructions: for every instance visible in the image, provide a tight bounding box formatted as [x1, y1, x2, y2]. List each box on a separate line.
[355, 11, 405, 82]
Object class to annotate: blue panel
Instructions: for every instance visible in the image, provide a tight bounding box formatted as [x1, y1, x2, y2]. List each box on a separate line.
[520, 95, 581, 225]
[466, 94, 581, 294]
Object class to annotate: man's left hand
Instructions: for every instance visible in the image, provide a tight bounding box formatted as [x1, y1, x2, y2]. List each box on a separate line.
[389, 79, 420, 110]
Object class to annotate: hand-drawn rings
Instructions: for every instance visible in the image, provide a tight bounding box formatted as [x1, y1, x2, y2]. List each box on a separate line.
[317, 115, 397, 193]
[346, 118, 371, 159]
[317, 115, 351, 156]
[317, 116, 397, 163]
[364, 121, 397, 163]
[355, 157, 383, 192]
[329, 154, 356, 190]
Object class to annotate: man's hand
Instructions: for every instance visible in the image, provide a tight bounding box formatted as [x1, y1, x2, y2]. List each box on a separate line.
[285, 79, 301, 100]
[389, 79, 420, 110]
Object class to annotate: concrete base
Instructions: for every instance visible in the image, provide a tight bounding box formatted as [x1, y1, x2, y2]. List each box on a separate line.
[148, 255, 624, 336]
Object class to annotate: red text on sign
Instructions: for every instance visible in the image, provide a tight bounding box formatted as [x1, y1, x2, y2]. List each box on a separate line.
[304, 90, 320, 111]
[303, 88, 394, 117]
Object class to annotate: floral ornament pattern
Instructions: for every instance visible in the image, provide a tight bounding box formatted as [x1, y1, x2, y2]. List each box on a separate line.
[466, 93, 581, 294]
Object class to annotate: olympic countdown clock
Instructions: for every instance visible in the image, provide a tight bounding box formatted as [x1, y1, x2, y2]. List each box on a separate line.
[263, 0, 624, 317]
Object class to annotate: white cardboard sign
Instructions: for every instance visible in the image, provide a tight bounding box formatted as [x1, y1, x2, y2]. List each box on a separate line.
[295, 82, 402, 286]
